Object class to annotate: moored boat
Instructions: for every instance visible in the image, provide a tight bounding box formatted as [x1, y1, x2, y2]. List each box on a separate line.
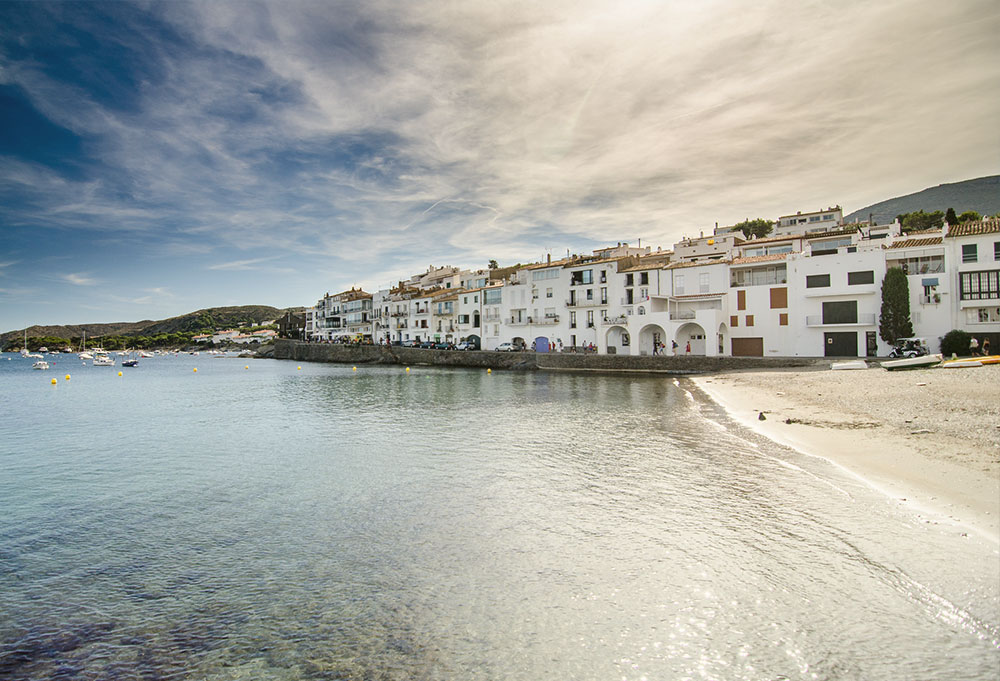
[880, 353, 942, 371]
[93, 352, 115, 366]
[32, 360, 50, 370]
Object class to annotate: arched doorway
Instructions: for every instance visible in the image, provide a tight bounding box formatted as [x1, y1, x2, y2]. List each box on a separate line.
[465, 334, 481, 350]
[604, 325, 630, 355]
[676, 322, 707, 355]
[512, 336, 526, 350]
[473, 311, 481, 328]
[533, 336, 551, 352]
[638, 324, 667, 356]
[717, 323, 729, 356]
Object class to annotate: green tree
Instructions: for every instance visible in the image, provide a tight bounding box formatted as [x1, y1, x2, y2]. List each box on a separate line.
[945, 207, 958, 225]
[897, 210, 944, 232]
[879, 267, 913, 345]
[958, 210, 981, 223]
[939, 329, 971, 357]
[488, 259, 499, 270]
[734, 218, 774, 239]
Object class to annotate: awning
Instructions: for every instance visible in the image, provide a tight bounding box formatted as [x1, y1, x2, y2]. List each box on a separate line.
[921, 277, 939, 286]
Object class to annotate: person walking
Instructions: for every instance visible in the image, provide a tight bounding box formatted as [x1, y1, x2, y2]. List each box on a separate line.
[685, 340, 691, 354]
[982, 338, 991, 356]
[969, 336, 979, 356]
[672, 340, 678, 356]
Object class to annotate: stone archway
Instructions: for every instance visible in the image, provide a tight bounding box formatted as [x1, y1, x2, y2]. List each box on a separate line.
[638, 323, 667, 356]
[676, 322, 707, 355]
[717, 323, 729, 356]
[604, 325, 631, 355]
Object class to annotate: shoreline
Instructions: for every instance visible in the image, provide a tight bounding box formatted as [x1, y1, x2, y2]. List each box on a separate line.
[691, 366, 1000, 544]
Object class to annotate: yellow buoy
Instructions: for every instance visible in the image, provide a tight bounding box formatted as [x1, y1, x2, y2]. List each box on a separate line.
[487, 368, 492, 374]
[297, 366, 301, 370]
[405, 367, 410, 372]
[352, 366, 357, 371]
[193, 368, 198, 372]
[245, 365, 249, 370]
[118, 371, 123, 377]
[51, 378, 57, 385]
[65, 374, 71, 381]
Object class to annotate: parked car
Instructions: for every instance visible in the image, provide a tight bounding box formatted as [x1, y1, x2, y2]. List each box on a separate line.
[888, 337, 929, 358]
[432, 342, 451, 350]
[455, 341, 474, 351]
[401, 339, 418, 347]
[496, 342, 516, 352]
[419, 340, 435, 349]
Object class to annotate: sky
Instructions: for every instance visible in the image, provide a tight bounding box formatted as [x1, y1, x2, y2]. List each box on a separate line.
[1, 0, 998, 331]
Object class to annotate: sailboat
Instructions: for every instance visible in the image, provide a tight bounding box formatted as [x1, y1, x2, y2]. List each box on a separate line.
[78, 331, 94, 360]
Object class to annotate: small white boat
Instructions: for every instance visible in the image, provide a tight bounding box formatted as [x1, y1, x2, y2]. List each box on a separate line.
[93, 352, 115, 366]
[32, 360, 50, 370]
[139, 351, 154, 358]
[880, 353, 942, 371]
[831, 360, 868, 370]
[941, 358, 983, 369]
[78, 352, 94, 360]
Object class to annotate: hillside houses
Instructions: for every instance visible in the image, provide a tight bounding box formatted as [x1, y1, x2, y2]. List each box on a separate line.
[303, 215, 1000, 357]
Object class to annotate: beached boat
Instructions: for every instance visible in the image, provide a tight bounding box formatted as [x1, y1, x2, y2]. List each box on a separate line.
[93, 352, 115, 366]
[880, 353, 942, 371]
[976, 354, 1000, 365]
[831, 360, 868, 370]
[940, 358, 983, 369]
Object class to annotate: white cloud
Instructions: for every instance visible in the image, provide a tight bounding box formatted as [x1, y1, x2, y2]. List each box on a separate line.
[63, 273, 98, 286]
[207, 256, 280, 271]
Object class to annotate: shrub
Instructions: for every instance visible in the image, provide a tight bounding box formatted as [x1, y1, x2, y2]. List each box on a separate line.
[939, 329, 971, 357]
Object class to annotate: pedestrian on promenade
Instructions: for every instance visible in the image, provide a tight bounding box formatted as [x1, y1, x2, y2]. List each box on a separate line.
[970, 336, 979, 356]
[672, 340, 678, 355]
[685, 340, 691, 354]
[982, 338, 991, 356]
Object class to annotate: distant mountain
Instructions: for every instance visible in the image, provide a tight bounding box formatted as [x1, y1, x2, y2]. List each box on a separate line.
[844, 175, 1000, 225]
[1, 305, 301, 347]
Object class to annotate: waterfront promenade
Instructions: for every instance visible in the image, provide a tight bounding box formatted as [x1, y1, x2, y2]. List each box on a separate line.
[266, 339, 820, 373]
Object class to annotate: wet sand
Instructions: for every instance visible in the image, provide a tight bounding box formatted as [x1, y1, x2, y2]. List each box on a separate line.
[692, 364, 1000, 543]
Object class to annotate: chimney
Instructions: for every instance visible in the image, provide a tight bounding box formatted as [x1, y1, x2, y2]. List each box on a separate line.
[547, 253, 551, 264]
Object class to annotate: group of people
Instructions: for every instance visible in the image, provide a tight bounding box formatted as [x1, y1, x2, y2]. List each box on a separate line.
[652, 339, 690, 356]
[969, 336, 992, 356]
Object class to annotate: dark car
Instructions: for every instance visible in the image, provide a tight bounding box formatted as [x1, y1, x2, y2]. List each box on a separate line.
[419, 340, 435, 349]
[432, 342, 451, 350]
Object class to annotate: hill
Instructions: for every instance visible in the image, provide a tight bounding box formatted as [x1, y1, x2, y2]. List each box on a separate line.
[844, 175, 1000, 225]
[1, 305, 299, 348]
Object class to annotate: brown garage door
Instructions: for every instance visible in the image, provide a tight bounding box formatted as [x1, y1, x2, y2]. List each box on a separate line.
[732, 337, 764, 356]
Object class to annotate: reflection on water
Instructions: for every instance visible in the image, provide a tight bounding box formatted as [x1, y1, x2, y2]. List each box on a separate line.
[0, 355, 997, 679]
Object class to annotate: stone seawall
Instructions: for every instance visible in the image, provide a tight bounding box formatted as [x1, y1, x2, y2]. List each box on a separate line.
[266, 340, 820, 374]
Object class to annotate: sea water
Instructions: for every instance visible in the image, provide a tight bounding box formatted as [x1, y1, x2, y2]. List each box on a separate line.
[0, 352, 997, 680]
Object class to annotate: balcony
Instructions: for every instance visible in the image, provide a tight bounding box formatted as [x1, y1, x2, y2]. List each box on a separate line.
[669, 311, 697, 320]
[566, 298, 602, 307]
[391, 311, 407, 317]
[805, 313, 876, 327]
[508, 318, 528, 326]
[919, 294, 941, 305]
[602, 315, 627, 325]
[529, 315, 559, 325]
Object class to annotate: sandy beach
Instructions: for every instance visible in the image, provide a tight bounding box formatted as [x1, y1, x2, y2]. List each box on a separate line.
[692, 363, 1000, 543]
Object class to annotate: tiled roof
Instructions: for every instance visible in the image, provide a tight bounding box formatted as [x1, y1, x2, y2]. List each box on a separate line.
[884, 237, 943, 249]
[803, 226, 860, 240]
[731, 253, 789, 265]
[946, 219, 1000, 237]
[740, 233, 803, 245]
[665, 259, 728, 270]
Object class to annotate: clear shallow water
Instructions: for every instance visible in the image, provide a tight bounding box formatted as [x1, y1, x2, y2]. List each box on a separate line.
[0, 352, 997, 680]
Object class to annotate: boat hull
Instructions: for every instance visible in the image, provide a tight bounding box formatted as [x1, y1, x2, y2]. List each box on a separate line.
[880, 354, 942, 371]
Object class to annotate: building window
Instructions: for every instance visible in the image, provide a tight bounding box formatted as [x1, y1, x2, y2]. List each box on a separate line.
[746, 315, 754, 326]
[779, 313, 788, 326]
[546, 287, 553, 298]
[586, 288, 593, 300]
[640, 272, 649, 285]
[730, 315, 739, 327]
[962, 244, 978, 263]
[675, 274, 684, 295]
[587, 310, 594, 327]
[625, 273, 634, 286]
[886, 255, 944, 275]
[994, 241, 1000, 261]
[484, 289, 502, 304]
[601, 287, 608, 304]
[600, 270, 607, 283]
[571, 270, 593, 285]
[806, 274, 831, 288]
[621, 332, 629, 346]
[770, 287, 788, 309]
[737, 290, 746, 311]
[959, 271, 1000, 300]
[822, 300, 858, 324]
[569, 311, 577, 328]
[848, 270, 875, 285]
[699, 273, 710, 293]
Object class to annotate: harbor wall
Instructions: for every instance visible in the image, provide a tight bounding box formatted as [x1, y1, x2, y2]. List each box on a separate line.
[265, 340, 820, 374]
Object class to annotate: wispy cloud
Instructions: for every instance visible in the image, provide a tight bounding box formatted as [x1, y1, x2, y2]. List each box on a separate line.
[0, 0, 997, 329]
[207, 256, 280, 271]
[62, 273, 99, 286]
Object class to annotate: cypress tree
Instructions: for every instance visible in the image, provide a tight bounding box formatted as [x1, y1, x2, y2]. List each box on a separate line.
[879, 267, 913, 344]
